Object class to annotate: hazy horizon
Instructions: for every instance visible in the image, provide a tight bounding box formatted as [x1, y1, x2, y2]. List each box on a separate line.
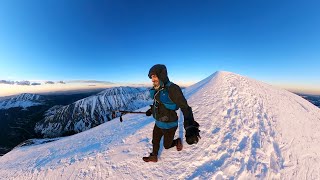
[1, 72, 320, 97]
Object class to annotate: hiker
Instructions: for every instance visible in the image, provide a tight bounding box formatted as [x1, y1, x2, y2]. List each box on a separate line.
[143, 64, 200, 162]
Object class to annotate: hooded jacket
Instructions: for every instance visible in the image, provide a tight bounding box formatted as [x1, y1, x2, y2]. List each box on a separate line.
[148, 64, 195, 129]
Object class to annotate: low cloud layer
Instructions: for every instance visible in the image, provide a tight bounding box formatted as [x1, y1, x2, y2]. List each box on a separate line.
[31, 82, 42, 86]
[16, 81, 31, 86]
[45, 81, 55, 84]
[0, 80, 15, 85]
[1, 80, 55, 86]
[68, 80, 114, 85]
[0, 79, 114, 86]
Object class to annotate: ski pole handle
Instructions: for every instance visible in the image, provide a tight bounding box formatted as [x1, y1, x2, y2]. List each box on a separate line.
[112, 110, 147, 123]
[118, 110, 146, 114]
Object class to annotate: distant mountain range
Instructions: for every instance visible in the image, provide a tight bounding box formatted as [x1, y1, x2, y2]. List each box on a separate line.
[35, 87, 152, 138]
[0, 93, 45, 110]
[296, 94, 320, 108]
[0, 87, 151, 155]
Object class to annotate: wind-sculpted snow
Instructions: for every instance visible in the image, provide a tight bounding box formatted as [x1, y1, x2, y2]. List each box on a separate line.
[1, 72, 320, 179]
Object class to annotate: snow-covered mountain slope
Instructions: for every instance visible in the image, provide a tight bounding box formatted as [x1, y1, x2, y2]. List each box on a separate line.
[0, 93, 45, 109]
[35, 87, 152, 138]
[1, 71, 320, 179]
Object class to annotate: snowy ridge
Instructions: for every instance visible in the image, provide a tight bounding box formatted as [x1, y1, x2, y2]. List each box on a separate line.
[35, 87, 152, 138]
[0, 93, 44, 109]
[1, 71, 320, 179]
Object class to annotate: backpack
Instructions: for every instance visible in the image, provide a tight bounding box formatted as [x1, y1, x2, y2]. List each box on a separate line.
[149, 81, 178, 111]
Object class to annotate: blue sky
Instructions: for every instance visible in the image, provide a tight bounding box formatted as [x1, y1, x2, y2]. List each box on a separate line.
[0, 0, 320, 95]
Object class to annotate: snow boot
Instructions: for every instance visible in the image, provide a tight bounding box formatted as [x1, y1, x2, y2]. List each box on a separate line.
[176, 138, 183, 151]
[143, 153, 158, 162]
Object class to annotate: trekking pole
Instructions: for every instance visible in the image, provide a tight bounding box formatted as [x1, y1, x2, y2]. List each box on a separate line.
[112, 110, 147, 122]
[118, 110, 146, 114]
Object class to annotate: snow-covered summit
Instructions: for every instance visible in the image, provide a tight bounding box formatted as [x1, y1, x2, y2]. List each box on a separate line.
[1, 71, 320, 179]
[0, 93, 45, 109]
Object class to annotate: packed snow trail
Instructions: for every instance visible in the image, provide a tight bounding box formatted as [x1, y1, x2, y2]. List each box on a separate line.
[1, 71, 320, 179]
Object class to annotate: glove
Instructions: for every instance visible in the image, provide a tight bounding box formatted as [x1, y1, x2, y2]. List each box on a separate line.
[185, 121, 200, 145]
[146, 105, 153, 116]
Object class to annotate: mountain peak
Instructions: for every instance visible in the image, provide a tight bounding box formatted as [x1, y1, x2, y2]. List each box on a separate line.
[1, 72, 320, 179]
[14, 93, 44, 101]
[0, 93, 44, 109]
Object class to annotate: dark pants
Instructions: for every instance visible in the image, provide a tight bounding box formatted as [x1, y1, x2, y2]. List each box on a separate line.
[152, 125, 178, 156]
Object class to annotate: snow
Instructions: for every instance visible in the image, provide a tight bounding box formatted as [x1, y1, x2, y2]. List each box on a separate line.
[0, 93, 44, 109]
[35, 86, 151, 137]
[1, 71, 320, 179]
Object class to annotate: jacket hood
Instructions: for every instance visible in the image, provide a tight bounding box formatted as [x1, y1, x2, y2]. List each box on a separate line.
[148, 64, 169, 84]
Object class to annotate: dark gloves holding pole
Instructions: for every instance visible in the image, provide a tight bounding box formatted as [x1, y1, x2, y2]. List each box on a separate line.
[146, 105, 153, 116]
[185, 121, 201, 145]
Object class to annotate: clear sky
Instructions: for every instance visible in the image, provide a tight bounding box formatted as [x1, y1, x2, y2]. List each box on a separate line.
[0, 0, 320, 96]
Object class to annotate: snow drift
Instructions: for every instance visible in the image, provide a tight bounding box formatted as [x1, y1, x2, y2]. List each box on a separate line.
[0, 71, 320, 179]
